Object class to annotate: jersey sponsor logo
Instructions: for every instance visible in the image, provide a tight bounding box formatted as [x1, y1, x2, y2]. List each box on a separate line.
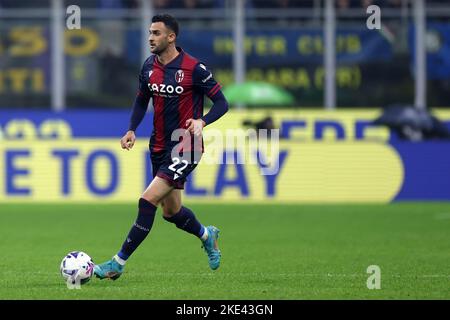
[148, 83, 184, 95]
[175, 70, 184, 83]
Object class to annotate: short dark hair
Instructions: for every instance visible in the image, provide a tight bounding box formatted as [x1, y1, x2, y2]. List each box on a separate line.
[152, 14, 179, 37]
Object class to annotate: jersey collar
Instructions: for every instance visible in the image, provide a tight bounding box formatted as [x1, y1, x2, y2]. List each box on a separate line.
[155, 47, 184, 67]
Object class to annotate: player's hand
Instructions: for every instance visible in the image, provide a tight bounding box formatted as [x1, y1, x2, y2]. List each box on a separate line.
[120, 130, 136, 150]
[185, 119, 205, 137]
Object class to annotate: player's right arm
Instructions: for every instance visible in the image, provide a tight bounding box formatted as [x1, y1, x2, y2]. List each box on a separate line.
[121, 62, 152, 151]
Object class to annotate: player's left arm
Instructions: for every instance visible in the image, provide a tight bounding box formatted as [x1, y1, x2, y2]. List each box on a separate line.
[186, 63, 229, 135]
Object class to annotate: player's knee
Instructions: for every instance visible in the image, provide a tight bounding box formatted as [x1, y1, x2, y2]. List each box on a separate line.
[140, 194, 159, 207]
[162, 205, 179, 218]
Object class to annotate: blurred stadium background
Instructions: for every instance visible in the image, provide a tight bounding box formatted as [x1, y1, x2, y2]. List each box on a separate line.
[0, 0, 449, 299]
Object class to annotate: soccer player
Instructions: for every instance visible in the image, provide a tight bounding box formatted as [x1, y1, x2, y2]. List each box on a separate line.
[94, 14, 228, 280]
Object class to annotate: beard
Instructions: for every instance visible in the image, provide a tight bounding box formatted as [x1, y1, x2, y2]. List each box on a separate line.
[150, 42, 168, 55]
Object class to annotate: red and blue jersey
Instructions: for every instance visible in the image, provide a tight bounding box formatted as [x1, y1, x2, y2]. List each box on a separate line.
[137, 47, 222, 153]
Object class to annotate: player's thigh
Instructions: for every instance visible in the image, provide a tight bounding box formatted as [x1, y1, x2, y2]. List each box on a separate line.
[141, 176, 174, 206]
[161, 189, 182, 217]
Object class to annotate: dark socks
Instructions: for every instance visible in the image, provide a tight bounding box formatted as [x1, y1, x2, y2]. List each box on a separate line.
[118, 198, 156, 260]
[163, 206, 205, 238]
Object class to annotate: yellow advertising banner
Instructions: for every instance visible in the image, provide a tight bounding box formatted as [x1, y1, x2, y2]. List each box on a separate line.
[0, 140, 403, 203]
[1, 109, 449, 203]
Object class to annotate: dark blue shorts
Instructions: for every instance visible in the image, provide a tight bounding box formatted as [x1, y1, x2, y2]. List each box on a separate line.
[151, 150, 201, 189]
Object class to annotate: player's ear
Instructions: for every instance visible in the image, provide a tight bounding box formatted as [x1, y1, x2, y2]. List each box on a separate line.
[168, 32, 176, 43]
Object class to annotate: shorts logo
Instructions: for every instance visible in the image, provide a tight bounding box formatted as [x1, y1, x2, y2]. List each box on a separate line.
[175, 70, 184, 83]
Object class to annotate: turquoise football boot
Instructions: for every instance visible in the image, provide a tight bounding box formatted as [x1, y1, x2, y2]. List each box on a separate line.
[202, 226, 221, 270]
[94, 257, 124, 280]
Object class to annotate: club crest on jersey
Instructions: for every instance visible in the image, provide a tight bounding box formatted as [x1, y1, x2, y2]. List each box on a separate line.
[175, 70, 184, 83]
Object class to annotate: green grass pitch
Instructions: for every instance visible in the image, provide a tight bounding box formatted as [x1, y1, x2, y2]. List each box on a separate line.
[0, 203, 449, 299]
